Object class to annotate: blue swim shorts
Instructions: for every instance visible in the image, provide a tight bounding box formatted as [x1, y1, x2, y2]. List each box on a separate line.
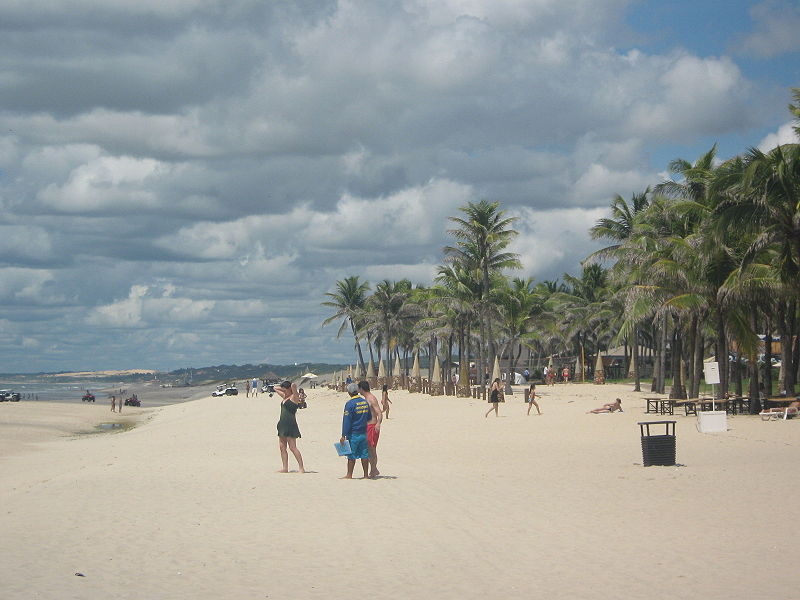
[346, 433, 369, 460]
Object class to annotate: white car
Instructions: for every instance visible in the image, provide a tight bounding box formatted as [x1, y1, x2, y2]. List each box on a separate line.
[212, 384, 238, 397]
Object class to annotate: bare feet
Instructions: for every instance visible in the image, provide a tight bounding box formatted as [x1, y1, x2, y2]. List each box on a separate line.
[369, 470, 380, 479]
[276, 469, 289, 473]
[340, 475, 353, 479]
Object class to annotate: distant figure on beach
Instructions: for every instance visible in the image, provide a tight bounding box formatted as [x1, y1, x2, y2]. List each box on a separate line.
[523, 368, 530, 382]
[245, 380, 251, 397]
[298, 387, 307, 408]
[111, 395, 116, 412]
[252, 377, 259, 397]
[562, 366, 570, 383]
[485, 378, 503, 418]
[359, 380, 382, 478]
[345, 374, 353, 385]
[547, 368, 556, 386]
[341, 383, 370, 479]
[587, 398, 623, 414]
[526, 383, 541, 416]
[274, 381, 305, 473]
[381, 384, 392, 419]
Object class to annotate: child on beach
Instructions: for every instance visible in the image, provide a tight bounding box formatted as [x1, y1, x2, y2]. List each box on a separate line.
[526, 383, 541, 415]
[381, 384, 392, 419]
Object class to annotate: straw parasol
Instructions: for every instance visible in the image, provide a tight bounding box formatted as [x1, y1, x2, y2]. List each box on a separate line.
[393, 355, 402, 377]
[366, 359, 376, 379]
[411, 353, 420, 379]
[377, 358, 386, 379]
[432, 358, 442, 383]
[491, 355, 501, 382]
[594, 351, 605, 385]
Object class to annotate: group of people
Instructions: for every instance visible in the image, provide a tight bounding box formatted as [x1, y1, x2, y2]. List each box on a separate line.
[272, 379, 392, 478]
[485, 379, 542, 417]
[542, 365, 570, 386]
[245, 377, 260, 397]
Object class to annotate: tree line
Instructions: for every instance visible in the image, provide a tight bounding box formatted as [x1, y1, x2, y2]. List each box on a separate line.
[323, 89, 800, 410]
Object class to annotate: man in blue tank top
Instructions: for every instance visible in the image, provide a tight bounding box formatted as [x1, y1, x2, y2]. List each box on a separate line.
[340, 382, 370, 478]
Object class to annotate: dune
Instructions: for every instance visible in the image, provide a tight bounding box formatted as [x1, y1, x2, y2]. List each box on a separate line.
[1, 382, 797, 599]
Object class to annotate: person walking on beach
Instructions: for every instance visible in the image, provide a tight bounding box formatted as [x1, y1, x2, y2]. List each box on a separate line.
[562, 366, 570, 383]
[485, 378, 503, 418]
[358, 380, 382, 478]
[252, 377, 259, 397]
[381, 384, 392, 419]
[340, 383, 370, 479]
[111, 395, 116, 412]
[274, 381, 305, 473]
[245, 380, 251, 397]
[526, 383, 541, 415]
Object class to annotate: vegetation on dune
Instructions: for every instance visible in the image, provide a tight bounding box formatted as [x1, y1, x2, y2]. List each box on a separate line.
[323, 88, 800, 410]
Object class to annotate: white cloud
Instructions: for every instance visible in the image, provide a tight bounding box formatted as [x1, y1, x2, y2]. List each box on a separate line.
[741, 1, 800, 58]
[757, 122, 799, 151]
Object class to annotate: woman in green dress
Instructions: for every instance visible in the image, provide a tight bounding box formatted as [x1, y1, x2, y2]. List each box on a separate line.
[274, 381, 305, 473]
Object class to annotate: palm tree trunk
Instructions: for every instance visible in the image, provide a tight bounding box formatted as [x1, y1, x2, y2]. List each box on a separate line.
[781, 300, 796, 394]
[749, 306, 762, 413]
[714, 308, 729, 398]
[692, 326, 704, 399]
[764, 317, 773, 397]
[350, 320, 366, 374]
[632, 327, 641, 392]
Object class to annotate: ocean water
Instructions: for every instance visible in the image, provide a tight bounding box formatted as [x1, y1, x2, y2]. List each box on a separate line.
[0, 379, 127, 403]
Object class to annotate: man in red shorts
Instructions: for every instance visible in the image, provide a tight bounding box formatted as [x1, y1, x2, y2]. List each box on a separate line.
[358, 380, 383, 479]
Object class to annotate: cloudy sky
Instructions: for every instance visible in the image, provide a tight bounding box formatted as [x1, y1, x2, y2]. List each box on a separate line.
[1, 0, 798, 373]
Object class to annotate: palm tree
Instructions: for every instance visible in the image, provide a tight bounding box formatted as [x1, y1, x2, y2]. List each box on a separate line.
[321, 276, 370, 373]
[588, 190, 651, 390]
[444, 200, 521, 383]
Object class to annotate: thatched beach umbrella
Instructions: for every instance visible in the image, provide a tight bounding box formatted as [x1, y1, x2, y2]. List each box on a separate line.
[593, 351, 605, 385]
[367, 359, 376, 379]
[377, 358, 385, 379]
[393, 355, 402, 389]
[430, 357, 443, 396]
[410, 352, 421, 392]
[491, 355, 501, 382]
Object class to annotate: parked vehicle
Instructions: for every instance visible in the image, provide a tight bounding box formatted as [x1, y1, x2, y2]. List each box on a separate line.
[212, 384, 238, 397]
[0, 390, 21, 402]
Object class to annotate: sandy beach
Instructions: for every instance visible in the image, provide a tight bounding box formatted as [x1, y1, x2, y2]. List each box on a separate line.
[1, 382, 798, 599]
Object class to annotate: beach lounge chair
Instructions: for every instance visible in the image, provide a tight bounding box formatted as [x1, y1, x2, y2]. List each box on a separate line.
[760, 407, 798, 421]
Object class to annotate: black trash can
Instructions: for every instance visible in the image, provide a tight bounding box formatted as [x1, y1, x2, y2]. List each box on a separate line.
[638, 421, 676, 466]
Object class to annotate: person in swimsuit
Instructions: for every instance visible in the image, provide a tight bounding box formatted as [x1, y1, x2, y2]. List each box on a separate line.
[485, 377, 503, 418]
[587, 398, 623, 413]
[358, 380, 382, 478]
[274, 381, 305, 473]
[526, 383, 541, 415]
[381, 384, 392, 419]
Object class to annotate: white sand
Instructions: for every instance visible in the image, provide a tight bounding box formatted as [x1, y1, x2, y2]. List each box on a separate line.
[1, 383, 797, 599]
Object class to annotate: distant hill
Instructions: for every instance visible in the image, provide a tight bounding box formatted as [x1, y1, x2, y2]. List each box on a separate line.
[1, 363, 350, 385]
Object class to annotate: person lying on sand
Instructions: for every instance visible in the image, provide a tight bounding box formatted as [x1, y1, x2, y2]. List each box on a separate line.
[587, 398, 623, 414]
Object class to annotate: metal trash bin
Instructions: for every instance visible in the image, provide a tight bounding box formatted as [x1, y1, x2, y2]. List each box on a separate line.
[638, 421, 676, 466]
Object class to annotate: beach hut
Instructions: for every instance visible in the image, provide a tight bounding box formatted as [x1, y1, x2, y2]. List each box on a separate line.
[593, 351, 605, 385]
[430, 358, 443, 396]
[409, 352, 421, 393]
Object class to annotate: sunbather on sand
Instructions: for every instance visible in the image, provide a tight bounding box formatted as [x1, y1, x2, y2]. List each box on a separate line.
[587, 398, 623, 414]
